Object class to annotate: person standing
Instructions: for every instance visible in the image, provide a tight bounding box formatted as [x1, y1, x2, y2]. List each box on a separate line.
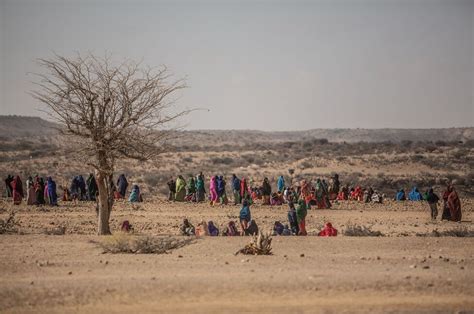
[262, 177, 272, 205]
[209, 175, 218, 205]
[239, 199, 251, 235]
[47, 176, 58, 206]
[296, 199, 307, 236]
[195, 173, 206, 202]
[232, 174, 241, 205]
[277, 175, 285, 193]
[26, 176, 37, 205]
[116, 174, 129, 199]
[426, 188, 440, 220]
[287, 201, 299, 235]
[446, 185, 462, 222]
[87, 173, 98, 201]
[175, 175, 186, 202]
[167, 177, 176, 201]
[5, 175, 14, 198]
[11, 175, 24, 205]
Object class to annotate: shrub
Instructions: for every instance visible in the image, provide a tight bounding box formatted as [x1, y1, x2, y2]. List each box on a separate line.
[235, 232, 273, 255]
[343, 224, 384, 237]
[98, 233, 194, 254]
[182, 157, 193, 163]
[211, 157, 234, 165]
[417, 227, 474, 237]
[0, 211, 19, 234]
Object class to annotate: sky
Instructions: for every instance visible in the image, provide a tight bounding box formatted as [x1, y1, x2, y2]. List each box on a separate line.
[0, 0, 473, 131]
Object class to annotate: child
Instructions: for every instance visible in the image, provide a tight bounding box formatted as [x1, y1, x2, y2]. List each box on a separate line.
[239, 199, 251, 235]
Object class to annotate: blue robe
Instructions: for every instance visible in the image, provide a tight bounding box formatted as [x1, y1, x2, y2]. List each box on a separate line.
[277, 176, 285, 192]
[239, 205, 251, 222]
[408, 187, 422, 201]
[396, 190, 406, 201]
[47, 177, 58, 206]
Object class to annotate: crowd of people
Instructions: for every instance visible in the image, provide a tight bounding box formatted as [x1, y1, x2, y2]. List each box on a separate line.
[3, 173, 145, 207]
[4, 171, 463, 237]
[161, 172, 463, 237]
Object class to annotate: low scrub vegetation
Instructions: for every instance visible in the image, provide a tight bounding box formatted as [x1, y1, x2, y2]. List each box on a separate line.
[97, 233, 194, 254]
[343, 224, 384, 237]
[0, 210, 19, 234]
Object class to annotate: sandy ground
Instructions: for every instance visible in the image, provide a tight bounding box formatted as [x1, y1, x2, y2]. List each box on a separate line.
[0, 198, 473, 313]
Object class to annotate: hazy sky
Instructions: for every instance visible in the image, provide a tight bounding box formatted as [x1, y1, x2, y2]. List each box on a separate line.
[0, 0, 472, 130]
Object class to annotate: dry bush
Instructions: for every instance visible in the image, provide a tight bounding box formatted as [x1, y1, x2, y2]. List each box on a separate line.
[98, 233, 194, 254]
[0, 210, 19, 234]
[236, 232, 273, 255]
[43, 226, 66, 235]
[343, 224, 384, 237]
[424, 227, 474, 238]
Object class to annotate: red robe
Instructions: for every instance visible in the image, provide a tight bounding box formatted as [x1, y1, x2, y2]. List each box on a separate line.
[447, 191, 462, 222]
[318, 223, 338, 237]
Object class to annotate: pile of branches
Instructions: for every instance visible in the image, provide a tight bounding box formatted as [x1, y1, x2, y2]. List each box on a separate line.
[97, 234, 194, 254]
[236, 232, 273, 255]
[0, 210, 19, 234]
[343, 223, 384, 237]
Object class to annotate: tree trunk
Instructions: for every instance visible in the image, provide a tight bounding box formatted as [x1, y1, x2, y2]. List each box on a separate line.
[96, 169, 112, 235]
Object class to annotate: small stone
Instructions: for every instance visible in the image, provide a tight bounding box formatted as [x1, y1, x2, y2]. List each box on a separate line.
[444, 258, 450, 262]
[405, 275, 411, 279]
[178, 255, 183, 258]
[30, 281, 34, 285]
[460, 266, 465, 270]
[105, 261, 109, 265]
[225, 261, 229, 265]
[376, 256, 381, 260]
[409, 265, 417, 269]
[68, 271, 72, 275]
[300, 254, 305, 258]
[427, 283, 434, 287]
[422, 265, 430, 269]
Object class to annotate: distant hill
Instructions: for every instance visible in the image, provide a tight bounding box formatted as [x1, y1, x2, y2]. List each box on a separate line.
[0, 115, 59, 139]
[0, 115, 472, 144]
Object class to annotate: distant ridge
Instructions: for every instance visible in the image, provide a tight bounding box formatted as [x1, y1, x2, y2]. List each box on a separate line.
[0, 115, 472, 143]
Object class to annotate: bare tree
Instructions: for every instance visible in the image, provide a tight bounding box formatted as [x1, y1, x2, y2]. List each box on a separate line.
[31, 53, 188, 235]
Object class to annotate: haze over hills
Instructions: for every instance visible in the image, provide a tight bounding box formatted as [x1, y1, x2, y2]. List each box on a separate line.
[0, 115, 472, 144]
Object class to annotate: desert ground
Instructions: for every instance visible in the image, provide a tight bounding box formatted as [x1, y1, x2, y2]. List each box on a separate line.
[0, 197, 473, 313]
[0, 116, 473, 313]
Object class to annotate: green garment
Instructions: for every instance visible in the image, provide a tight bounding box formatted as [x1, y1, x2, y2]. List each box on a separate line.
[175, 177, 186, 201]
[296, 200, 307, 223]
[196, 177, 205, 191]
[187, 178, 196, 194]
